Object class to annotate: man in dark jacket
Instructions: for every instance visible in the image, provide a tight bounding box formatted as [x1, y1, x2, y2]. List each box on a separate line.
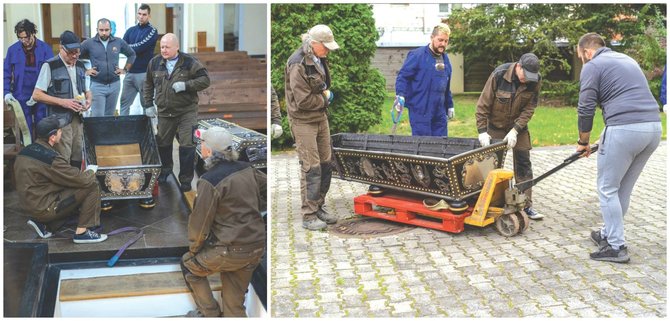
[475, 53, 543, 220]
[120, 4, 158, 116]
[395, 23, 454, 136]
[14, 115, 107, 243]
[284, 24, 339, 230]
[181, 126, 266, 317]
[80, 18, 136, 116]
[576, 33, 661, 263]
[143, 33, 210, 191]
[4, 19, 53, 140]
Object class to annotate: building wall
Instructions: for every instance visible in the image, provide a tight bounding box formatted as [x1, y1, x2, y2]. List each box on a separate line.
[237, 4, 267, 56]
[3, 4, 43, 54]
[372, 47, 464, 94]
[186, 3, 218, 51]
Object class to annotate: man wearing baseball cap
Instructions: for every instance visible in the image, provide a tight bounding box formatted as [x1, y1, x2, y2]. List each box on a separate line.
[32, 30, 92, 169]
[180, 126, 266, 317]
[475, 52, 544, 221]
[14, 115, 106, 243]
[284, 24, 340, 230]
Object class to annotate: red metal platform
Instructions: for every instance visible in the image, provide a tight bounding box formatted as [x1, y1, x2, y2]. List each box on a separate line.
[353, 193, 473, 233]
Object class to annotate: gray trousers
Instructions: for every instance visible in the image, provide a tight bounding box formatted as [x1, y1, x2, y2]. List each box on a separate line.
[90, 80, 120, 117]
[120, 72, 146, 116]
[597, 121, 661, 249]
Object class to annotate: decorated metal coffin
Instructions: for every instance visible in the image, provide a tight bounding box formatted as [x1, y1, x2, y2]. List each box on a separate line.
[331, 134, 508, 201]
[196, 118, 267, 169]
[83, 116, 161, 200]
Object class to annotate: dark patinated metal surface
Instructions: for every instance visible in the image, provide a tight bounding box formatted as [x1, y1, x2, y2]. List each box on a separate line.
[331, 134, 508, 201]
[328, 217, 416, 238]
[83, 116, 161, 200]
[196, 118, 267, 169]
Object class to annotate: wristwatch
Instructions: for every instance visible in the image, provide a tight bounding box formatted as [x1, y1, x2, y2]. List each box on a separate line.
[577, 139, 589, 146]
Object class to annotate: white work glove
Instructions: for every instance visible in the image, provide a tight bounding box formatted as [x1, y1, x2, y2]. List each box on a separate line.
[505, 128, 518, 149]
[145, 106, 157, 118]
[271, 123, 283, 139]
[447, 108, 455, 120]
[393, 95, 405, 112]
[323, 90, 334, 104]
[86, 165, 98, 173]
[172, 81, 186, 93]
[478, 132, 491, 147]
[4, 93, 16, 104]
[664, 104, 667, 113]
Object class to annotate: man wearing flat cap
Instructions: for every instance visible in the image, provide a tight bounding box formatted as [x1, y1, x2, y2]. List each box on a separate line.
[32, 30, 91, 169]
[475, 52, 544, 220]
[284, 24, 340, 231]
[180, 126, 266, 317]
[14, 115, 107, 243]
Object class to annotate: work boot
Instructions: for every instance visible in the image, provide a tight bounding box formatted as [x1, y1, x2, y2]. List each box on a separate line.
[524, 207, 544, 220]
[590, 244, 630, 263]
[178, 146, 196, 192]
[157, 145, 174, 183]
[302, 214, 327, 230]
[316, 208, 338, 224]
[590, 230, 608, 249]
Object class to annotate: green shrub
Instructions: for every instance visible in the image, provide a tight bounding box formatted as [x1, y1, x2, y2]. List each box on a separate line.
[271, 4, 386, 147]
[541, 80, 581, 106]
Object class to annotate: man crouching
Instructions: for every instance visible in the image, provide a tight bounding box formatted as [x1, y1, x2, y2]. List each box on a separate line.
[14, 115, 107, 243]
[180, 126, 266, 317]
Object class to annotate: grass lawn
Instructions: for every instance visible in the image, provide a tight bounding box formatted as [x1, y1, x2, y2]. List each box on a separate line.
[366, 92, 667, 147]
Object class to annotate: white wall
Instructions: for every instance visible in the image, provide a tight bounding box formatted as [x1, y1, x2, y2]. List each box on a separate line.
[237, 4, 266, 56]
[185, 3, 219, 52]
[3, 3, 43, 57]
[50, 4, 75, 38]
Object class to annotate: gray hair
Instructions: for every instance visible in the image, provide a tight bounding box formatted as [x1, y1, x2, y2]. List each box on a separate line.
[203, 150, 240, 170]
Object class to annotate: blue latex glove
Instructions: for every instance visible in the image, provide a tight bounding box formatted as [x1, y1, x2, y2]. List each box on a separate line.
[172, 81, 186, 93]
[393, 95, 405, 112]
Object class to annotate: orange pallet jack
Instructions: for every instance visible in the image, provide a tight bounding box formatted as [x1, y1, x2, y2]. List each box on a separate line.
[354, 145, 598, 236]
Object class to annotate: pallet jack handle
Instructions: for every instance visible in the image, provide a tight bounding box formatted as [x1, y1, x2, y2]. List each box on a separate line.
[514, 143, 599, 193]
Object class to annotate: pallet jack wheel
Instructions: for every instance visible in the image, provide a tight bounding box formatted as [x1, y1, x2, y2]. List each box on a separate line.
[515, 211, 530, 233]
[495, 214, 520, 237]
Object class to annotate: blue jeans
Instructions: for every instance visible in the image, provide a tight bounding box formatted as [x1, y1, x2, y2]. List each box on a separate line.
[89, 80, 120, 117]
[597, 121, 661, 249]
[120, 72, 146, 116]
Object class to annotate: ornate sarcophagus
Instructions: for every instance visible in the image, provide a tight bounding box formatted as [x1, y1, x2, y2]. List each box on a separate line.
[82, 116, 161, 200]
[331, 134, 508, 201]
[196, 118, 267, 169]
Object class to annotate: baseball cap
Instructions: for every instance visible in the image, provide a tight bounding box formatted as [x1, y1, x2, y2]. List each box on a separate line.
[309, 24, 339, 50]
[519, 53, 540, 83]
[60, 30, 80, 50]
[195, 127, 234, 153]
[36, 115, 66, 139]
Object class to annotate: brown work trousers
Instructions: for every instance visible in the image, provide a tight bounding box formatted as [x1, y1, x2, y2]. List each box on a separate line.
[290, 118, 333, 216]
[54, 115, 83, 163]
[181, 242, 265, 317]
[488, 126, 533, 207]
[34, 180, 101, 231]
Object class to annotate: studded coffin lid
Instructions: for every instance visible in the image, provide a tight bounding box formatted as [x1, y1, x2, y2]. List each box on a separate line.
[83, 116, 161, 200]
[196, 118, 267, 169]
[331, 134, 508, 201]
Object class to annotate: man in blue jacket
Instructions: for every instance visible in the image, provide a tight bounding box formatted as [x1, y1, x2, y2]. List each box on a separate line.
[80, 18, 136, 117]
[120, 4, 158, 116]
[394, 23, 454, 136]
[3, 19, 54, 140]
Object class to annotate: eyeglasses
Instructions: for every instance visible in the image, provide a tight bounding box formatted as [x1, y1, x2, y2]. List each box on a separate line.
[62, 47, 80, 56]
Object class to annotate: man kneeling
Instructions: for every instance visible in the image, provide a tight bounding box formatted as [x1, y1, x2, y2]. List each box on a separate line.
[181, 127, 266, 317]
[14, 115, 107, 243]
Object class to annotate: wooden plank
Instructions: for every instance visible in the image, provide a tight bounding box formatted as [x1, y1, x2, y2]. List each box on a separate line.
[95, 144, 142, 166]
[59, 271, 222, 302]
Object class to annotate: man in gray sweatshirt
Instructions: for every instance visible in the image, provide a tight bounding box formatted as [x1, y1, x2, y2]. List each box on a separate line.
[575, 32, 661, 263]
[80, 18, 136, 116]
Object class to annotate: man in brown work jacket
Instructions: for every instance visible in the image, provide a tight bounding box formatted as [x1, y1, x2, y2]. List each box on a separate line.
[14, 115, 107, 243]
[143, 33, 210, 192]
[181, 126, 266, 317]
[475, 53, 544, 220]
[284, 24, 339, 230]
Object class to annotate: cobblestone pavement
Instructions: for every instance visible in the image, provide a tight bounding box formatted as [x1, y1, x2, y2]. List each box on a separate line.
[270, 142, 667, 317]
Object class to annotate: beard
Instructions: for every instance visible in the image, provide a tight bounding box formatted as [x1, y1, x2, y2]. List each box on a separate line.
[100, 34, 110, 41]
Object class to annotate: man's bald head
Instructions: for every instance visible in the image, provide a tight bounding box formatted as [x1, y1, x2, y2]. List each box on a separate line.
[160, 33, 180, 60]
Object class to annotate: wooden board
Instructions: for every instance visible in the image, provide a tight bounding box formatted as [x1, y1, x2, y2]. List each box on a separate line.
[59, 271, 222, 302]
[95, 144, 142, 167]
